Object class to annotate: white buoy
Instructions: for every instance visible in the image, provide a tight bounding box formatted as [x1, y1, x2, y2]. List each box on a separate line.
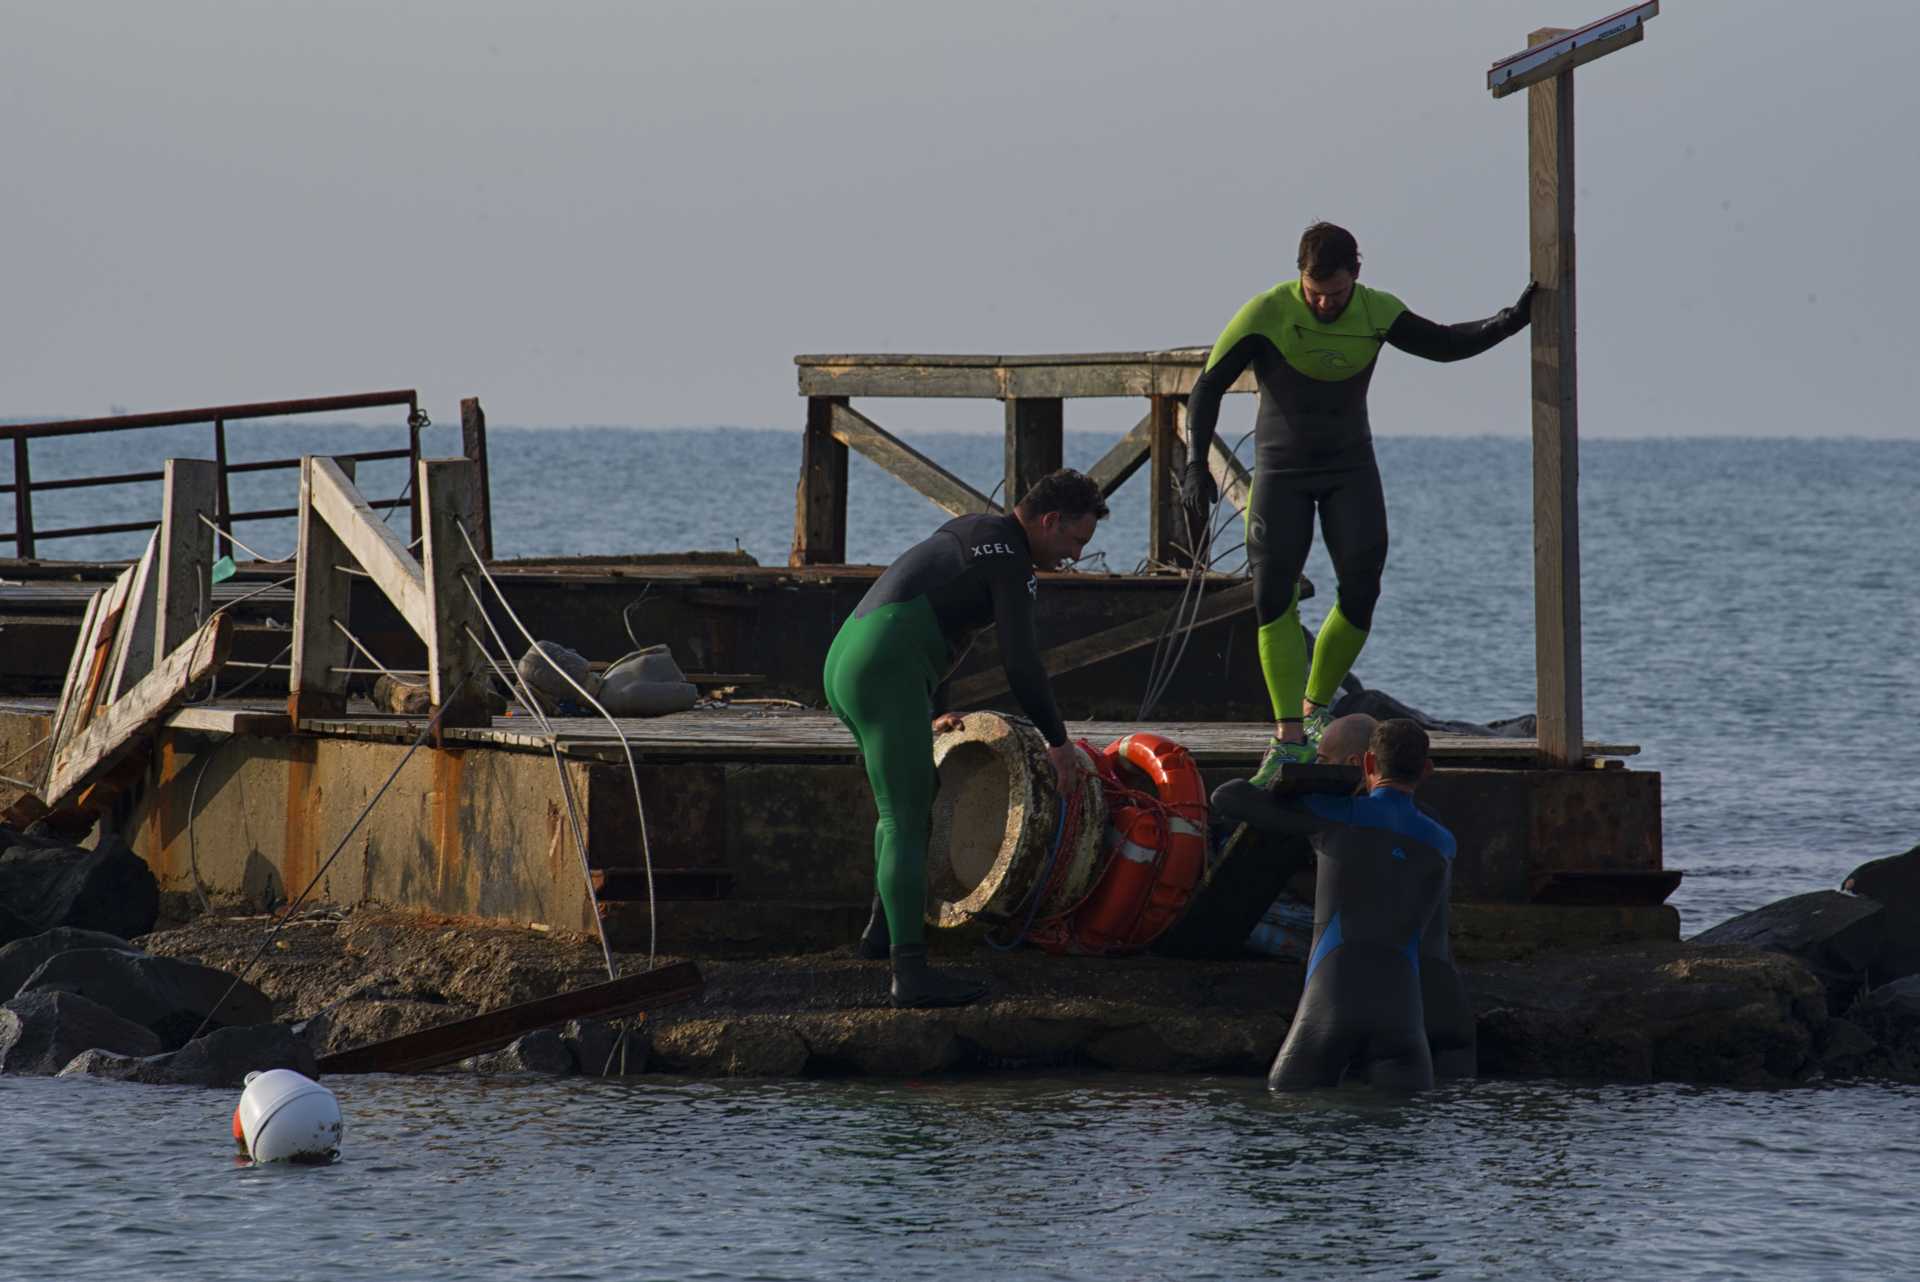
[234, 1069, 343, 1164]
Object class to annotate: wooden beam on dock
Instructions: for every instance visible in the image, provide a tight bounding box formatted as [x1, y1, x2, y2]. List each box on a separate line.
[948, 579, 1256, 705]
[1528, 26, 1584, 766]
[103, 532, 161, 703]
[290, 457, 358, 720]
[1147, 395, 1189, 567]
[1003, 397, 1063, 509]
[791, 396, 849, 566]
[314, 960, 704, 1074]
[41, 614, 231, 810]
[306, 457, 429, 635]
[826, 402, 997, 518]
[1087, 412, 1152, 500]
[419, 457, 494, 727]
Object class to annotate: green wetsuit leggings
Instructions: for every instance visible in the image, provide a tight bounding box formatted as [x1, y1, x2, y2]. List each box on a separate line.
[823, 597, 951, 950]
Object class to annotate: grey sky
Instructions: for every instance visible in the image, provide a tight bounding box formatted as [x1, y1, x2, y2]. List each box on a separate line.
[6, 0, 1916, 437]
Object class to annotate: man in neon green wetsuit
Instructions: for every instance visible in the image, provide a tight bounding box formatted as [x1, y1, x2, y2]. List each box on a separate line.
[825, 470, 1108, 1007]
[1183, 222, 1535, 784]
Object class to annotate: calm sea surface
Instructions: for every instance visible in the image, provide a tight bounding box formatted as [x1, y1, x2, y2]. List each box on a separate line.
[6, 1072, 1920, 1282]
[5, 426, 1918, 1281]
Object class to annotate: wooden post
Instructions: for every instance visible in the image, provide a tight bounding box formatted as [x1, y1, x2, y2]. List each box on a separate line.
[1529, 27, 1584, 766]
[11, 437, 33, 559]
[407, 404, 425, 551]
[791, 395, 848, 566]
[419, 457, 493, 727]
[289, 457, 356, 720]
[103, 532, 161, 702]
[211, 419, 233, 561]
[459, 397, 495, 563]
[1147, 394, 1189, 568]
[1002, 397, 1063, 511]
[156, 459, 218, 659]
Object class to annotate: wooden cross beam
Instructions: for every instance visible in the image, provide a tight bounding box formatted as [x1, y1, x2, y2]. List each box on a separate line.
[1488, 3, 1657, 767]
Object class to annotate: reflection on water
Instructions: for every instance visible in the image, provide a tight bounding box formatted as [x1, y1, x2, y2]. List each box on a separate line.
[6, 1072, 1919, 1281]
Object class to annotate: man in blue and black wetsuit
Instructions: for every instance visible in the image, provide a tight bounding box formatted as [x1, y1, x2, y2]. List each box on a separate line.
[825, 470, 1109, 1008]
[1182, 222, 1535, 783]
[1215, 717, 1457, 1090]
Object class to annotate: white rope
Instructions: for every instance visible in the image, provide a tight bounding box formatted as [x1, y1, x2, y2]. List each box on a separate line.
[462, 620, 619, 983]
[196, 513, 293, 564]
[454, 516, 658, 968]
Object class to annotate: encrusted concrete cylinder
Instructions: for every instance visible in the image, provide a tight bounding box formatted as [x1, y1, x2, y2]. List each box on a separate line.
[926, 712, 1106, 930]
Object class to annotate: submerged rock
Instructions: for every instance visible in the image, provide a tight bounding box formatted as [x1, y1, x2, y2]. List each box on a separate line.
[1471, 941, 1828, 1085]
[58, 1023, 317, 1088]
[0, 989, 163, 1074]
[17, 948, 273, 1049]
[564, 1017, 647, 1077]
[463, 1029, 577, 1075]
[0, 835, 159, 943]
[1848, 976, 1920, 1079]
[1691, 891, 1884, 1011]
[0, 928, 139, 999]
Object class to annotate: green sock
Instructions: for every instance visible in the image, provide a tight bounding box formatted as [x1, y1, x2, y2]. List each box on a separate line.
[1256, 589, 1306, 723]
[1305, 603, 1370, 709]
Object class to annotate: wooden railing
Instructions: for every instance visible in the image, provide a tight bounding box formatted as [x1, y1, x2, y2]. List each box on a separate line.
[2, 392, 495, 562]
[789, 350, 1261, 569]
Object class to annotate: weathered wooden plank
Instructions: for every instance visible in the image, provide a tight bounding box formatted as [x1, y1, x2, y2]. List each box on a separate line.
[948, 579, 1256, 705]
[290, 457, 358, 721]
[459, 397, 495, 563]
[1087, 412, 1152, 499]
[156, 459, 218, 658]
[315, 961, 703, 1074]
[419, 458, 494, 727]
[68, 564, 136, 740]
[40, 591, 103, 793]
[43, 615, 232, 809]
[104, 532, 161, 703]
[1001, 365, 1158, 399]
[1003, 398, 1063, 509]
[1147, 395, 1189, 567]
[799, 364, 1006, 399]
[308, 456, 429, 637]
[1529, 41, 1584, 767]
[826, 403, 997, 517]
[790, 396, 848, 567]
[165, 706, 293, 736]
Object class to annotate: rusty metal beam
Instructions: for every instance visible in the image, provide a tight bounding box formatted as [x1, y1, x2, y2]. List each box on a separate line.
[0, 391, 419, 442]
[315, 961, 704, 1074]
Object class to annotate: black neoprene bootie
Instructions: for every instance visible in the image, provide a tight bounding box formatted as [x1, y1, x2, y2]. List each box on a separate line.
[856, 894, 891, 960]
[889, 944, 987, 1009]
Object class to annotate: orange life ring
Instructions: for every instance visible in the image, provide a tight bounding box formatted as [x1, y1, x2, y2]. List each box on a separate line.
[1042, 732, 1208, 955]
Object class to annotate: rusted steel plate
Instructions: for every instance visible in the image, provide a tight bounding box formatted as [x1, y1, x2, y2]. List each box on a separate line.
[315, 960, 703, 1075]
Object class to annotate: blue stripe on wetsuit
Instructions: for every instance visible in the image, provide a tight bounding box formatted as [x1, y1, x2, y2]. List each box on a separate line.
[1302, 787, 1455, 977]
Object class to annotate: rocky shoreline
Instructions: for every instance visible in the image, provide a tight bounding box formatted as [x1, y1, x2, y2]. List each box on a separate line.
[5, 820, 1920, 1089]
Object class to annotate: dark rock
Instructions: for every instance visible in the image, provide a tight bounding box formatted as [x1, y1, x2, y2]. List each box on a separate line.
[563, 1017, 646, 1077]
[18, 948, 273, 1049]
[0, 928, 138, 999]
[1815, 1017, 1877, 1077]
[1849, 976, 1920, 1079]
[1331, 689, 1533, 739]
[0, 989, 163, 1074]
[0, 835, 159, 941]
[463, 1028, 577, 1075]
[372, 674, 431, 715]
[57, 1023, 317, 1088]
[0, 903, 38, 949]
[1470, 941, 1829, 1085]
[1691, 891, 1886, 1011]
[649, 1019, 811, 1076]
[1841, 842, 1920, 987]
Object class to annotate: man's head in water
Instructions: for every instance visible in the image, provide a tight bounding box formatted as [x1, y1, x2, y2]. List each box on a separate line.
[1016, 469, 1109, 570]
[1298, 221, 1361, 324]
[1315, 713, 1377, 768]
[1364, 717, 1433, 793]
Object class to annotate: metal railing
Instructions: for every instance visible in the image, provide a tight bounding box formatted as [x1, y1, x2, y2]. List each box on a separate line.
[2, 391, 428, 559]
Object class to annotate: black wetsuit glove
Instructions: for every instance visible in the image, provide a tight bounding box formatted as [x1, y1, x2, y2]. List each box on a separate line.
[1179, 460, 1217, 547]
[1500, 281, 1539, 336]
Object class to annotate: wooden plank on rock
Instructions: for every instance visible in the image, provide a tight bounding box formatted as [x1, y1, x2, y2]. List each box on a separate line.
[315, 961, 704, 1075]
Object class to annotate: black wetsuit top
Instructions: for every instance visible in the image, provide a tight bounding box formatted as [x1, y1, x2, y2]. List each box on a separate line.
[851, 512, 1065, 745]
[1187, 280, 1528, 474]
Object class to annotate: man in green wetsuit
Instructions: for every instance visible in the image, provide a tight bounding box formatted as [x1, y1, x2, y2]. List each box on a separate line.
[1182, 221, 1535, 784]
[825, 469, 1109, 1007]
